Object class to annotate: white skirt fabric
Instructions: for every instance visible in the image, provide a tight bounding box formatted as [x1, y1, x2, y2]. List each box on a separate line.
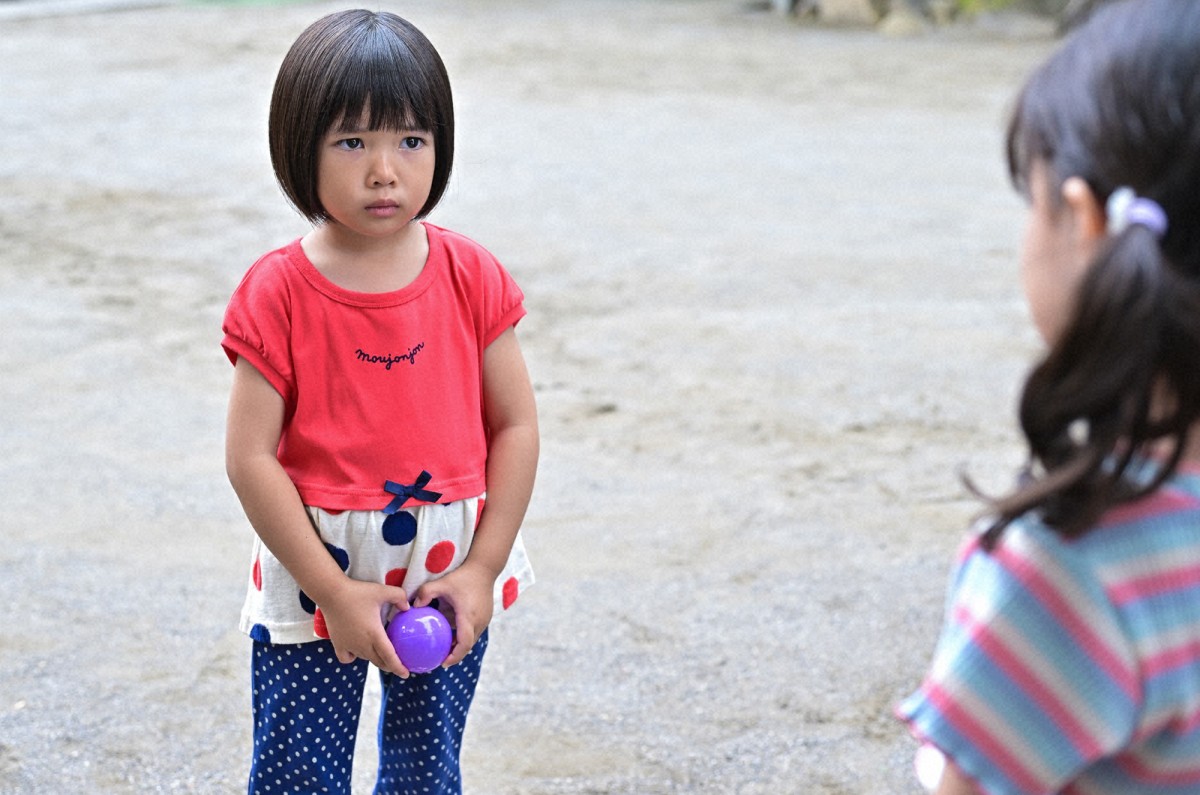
[238, 496, 534, 645]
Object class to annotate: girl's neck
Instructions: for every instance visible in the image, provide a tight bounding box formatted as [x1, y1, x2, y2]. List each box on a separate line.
[301, 220, 430, 294]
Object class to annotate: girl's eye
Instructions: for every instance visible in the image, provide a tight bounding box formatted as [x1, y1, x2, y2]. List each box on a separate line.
[336, 138, 364, 150]
[401, 137, 424, 150]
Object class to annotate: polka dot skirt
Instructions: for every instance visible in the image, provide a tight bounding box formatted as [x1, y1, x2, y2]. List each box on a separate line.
[239, 496, 534, 645]
[249, 631, 488, 794]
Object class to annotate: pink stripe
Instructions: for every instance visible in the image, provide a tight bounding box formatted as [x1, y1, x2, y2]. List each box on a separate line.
[1135, 703, 1200, 741]
[957, 535, 983, 565]
[1109, 563, 1200, 605]
[1143, 638, 1200, 678]
[1099, 488, 1200, 530]
[1180, 706, 1200, 734]
[1118, 751, 1200, 786]
[994, 544, 1141, 703]
[923, 682, 1047, 793]
[952, 603, 1106, 759]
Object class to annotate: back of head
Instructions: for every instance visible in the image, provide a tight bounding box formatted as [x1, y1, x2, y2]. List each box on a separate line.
[991, 0, 1200, 541]
[269, 10, 454, 223]
[1008, 0, 1200, 263]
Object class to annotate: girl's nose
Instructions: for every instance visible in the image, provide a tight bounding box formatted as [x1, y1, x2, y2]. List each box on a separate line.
[368, 152, 398, 186]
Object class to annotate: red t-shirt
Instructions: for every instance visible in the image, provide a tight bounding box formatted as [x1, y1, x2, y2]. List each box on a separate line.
[222, 223, 526, 510]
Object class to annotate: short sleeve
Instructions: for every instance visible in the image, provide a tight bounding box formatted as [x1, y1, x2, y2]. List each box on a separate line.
[221, 251, 296, 402]
[431, 224, 526, 349]
[478, 252, 525, 347]
[485, 288, 526, 347]
[897, 523, 1140, 795]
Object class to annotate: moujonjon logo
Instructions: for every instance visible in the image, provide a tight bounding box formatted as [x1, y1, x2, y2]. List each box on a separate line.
[355, 342, 425, 371]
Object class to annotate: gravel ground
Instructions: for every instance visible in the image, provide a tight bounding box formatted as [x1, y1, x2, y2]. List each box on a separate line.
[0, 1, 1055, 792]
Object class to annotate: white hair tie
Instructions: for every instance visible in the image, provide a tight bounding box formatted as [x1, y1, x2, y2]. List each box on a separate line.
[1106, 186, 1168, 238]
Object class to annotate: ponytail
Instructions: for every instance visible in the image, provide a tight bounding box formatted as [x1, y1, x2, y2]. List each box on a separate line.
[981, 223, 1200, 547]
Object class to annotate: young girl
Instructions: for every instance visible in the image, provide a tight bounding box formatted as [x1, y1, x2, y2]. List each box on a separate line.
[898, 1, 1200, 793]
[222, 10, 537, 794]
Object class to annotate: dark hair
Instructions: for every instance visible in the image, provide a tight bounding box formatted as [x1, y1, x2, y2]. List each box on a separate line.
[269, 10, 454, 223]
[984, 0, 1200, 546]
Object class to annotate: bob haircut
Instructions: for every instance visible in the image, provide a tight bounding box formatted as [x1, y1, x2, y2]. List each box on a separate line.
[269, 10, 454, 223]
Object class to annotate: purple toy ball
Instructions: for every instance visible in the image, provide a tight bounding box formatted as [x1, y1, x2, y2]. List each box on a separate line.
[386, 606, 453, 674]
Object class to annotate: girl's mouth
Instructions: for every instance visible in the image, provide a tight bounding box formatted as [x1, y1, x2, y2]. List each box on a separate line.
[366, 201, 400, 217]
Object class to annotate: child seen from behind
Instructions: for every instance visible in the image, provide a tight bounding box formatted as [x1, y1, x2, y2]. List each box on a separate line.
[898, 0, 1200, 792]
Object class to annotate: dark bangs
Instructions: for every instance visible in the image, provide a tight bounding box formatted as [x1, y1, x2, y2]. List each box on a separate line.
[325, 21, 446, 136]
[1004, 3, 1137, 208]
[1005, 82, 1050, 199]
[1005, 44, 1089, 202]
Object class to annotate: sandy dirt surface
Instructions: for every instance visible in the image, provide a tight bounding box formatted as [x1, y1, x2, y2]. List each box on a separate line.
[0, 1, 1057, 792]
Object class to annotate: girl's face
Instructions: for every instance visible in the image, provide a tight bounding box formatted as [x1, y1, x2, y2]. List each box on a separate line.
[1019, 161, 1102, 344]
[316, 111, 436, 238]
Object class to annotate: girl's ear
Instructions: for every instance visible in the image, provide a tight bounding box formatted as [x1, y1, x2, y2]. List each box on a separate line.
[1061, 176, 1107, 250]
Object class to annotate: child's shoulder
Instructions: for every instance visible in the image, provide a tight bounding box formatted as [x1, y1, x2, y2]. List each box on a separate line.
[1092, 467, 1200, 537]
[246, 238, 304, 276]
[227, 239, 307, 307]
[424, 223, 521, 294]
[425, 223, 502, 264]
[235, 238, 305, 285]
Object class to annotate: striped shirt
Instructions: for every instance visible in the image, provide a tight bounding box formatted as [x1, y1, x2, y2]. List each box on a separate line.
[898, 469, 1200, 794]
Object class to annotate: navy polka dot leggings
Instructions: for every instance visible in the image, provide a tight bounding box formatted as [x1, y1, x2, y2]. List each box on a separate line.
[249, 630, 487, 794]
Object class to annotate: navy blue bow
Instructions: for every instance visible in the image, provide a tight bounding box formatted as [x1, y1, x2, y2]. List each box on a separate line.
[383, 471, 443, 514]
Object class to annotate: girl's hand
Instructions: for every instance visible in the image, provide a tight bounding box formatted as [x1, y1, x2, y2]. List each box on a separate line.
[318, 578, 412, 677]
[412, 561, 496, 667]
[227, 361, 413, 676]
[933, 758, 982, 795]
[409, 326, 538, 668]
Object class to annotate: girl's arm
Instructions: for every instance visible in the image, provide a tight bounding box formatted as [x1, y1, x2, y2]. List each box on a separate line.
[935, 761, 981, 795]
[414, 326, 538, 665]
[225, 357, 410, 676]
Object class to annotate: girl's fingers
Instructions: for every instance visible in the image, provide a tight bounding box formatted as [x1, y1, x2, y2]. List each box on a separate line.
[441, 621, 476, 668]
[373, 637, 410, 679]
[442, 645, 467, 668]
[410, 583, 439, 609]
[381, 591, 411, 624]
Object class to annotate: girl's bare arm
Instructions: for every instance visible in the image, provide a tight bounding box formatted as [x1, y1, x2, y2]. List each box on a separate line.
[935, 760, 981, 795]
[414, 326, 538, 664]
[225, 357, 409, 675]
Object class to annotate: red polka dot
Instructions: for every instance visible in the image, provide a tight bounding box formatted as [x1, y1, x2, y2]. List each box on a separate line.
[474, 498, 486, 532]
[252, 557, 262, 591]
[425, 541, 456, 574]
[385, 568, 408, 588]
[313, 608, 329, 639]
[502, 577, 519, 610]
